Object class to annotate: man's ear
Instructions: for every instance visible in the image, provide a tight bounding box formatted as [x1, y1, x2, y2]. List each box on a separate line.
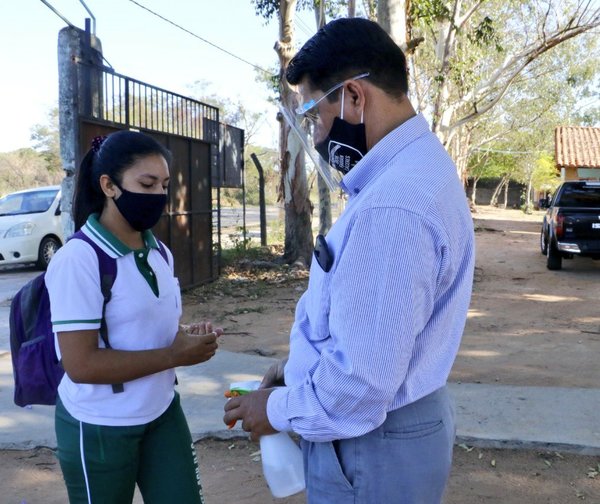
[345, 80, 366, 118]
[99, 174, 118, 198]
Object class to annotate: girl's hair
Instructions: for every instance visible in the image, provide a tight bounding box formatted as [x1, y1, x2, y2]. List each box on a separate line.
[73, 130, 172, 231]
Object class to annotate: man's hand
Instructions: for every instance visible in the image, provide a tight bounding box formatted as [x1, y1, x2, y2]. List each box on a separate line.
[223, 388, 278, 441]
[260, 358, 287, 388]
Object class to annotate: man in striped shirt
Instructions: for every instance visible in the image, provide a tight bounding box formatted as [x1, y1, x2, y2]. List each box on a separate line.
[224, 18, 475, 503]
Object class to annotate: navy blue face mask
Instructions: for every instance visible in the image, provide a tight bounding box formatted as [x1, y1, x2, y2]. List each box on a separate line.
[315, 117, 368, 174]
[296, 72, 369, 175]
[113, 183, 167, 231]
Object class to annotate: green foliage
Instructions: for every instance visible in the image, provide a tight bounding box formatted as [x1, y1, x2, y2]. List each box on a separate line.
[469, 150, 518, 181]
[251, 0, 317, 21]
[254, 65, 281, 104]
[220, 235, 265, 266]
[0, 148, 62, 195]
[220, 145, 280, 206]
[531, 152, 561, 192]
[468, 16, 503, 52]
[411, 0, 451, 22]
[0, 106, 63, 195]
[30, 107, 62, 174]
[251, 0, 369, 26]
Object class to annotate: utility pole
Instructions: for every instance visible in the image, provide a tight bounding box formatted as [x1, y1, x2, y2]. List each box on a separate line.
[57, 21, 103, 237]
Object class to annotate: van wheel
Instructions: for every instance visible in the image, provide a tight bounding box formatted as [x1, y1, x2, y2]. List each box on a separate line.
[37, 236, 62, 270]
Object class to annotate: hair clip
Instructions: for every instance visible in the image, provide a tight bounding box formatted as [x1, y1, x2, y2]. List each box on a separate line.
[91, 135, 107, 153]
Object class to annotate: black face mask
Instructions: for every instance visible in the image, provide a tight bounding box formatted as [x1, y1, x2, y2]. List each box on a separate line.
[315, 117, 368, 175]
[113, 184, 167, 232]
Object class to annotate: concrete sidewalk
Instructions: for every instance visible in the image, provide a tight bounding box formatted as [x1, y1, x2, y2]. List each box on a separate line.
[1, 349, 599, 454]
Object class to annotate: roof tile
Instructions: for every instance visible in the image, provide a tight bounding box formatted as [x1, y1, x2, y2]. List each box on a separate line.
[555, 126, 600, 168]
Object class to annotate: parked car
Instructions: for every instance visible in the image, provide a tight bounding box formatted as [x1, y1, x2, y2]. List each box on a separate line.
[539, 180, 600, 270]
[0, 186, 64, 269]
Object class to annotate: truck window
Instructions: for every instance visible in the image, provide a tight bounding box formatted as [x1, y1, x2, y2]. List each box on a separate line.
[559, 185, 600, 208]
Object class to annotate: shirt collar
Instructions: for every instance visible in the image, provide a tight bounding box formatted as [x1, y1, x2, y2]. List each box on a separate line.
[340, 113, 431, 196]
[86, 214, 159, 257]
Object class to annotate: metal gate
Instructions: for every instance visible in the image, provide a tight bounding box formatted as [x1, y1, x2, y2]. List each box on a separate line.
[77, 62, 220, 289]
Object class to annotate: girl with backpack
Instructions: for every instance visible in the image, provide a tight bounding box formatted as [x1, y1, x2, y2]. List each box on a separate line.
[45, 130, 220, 503]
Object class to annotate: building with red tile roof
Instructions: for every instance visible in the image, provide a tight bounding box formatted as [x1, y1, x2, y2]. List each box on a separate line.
[555, 126, 600, 180]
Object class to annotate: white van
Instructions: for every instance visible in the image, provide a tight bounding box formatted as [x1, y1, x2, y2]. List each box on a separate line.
[0, 185, 64, 269]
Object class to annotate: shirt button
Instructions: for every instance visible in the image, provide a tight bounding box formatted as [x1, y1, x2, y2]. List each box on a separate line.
[138, 252, 144, 258]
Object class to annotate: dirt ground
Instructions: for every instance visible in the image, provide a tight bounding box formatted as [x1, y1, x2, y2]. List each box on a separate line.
[2, 205, 600, 503]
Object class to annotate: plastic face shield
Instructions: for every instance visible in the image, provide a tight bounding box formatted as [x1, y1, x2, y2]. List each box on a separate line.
[279, 104, 342, 193]
[295, 72, 370, 120]
[281, 72, 370, 191]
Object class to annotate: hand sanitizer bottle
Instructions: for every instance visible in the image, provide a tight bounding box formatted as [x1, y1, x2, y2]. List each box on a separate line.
[260, 431, 305, 498]
[227, 381, 305, 498]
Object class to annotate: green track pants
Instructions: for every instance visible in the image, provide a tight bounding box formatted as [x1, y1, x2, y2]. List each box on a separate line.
[55, 392, 204, 504]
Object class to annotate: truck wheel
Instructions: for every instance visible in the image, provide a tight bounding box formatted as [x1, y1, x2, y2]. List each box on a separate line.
[540, 229, 548, 255]
[546, 243, 562, 270]
[37, 236, 62, 270]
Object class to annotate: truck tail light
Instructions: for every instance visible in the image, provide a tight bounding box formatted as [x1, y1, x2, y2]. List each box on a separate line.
[555, 214, 565, 238]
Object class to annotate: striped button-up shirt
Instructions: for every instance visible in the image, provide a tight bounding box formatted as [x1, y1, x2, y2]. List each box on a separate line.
[267, 113, 475, 442]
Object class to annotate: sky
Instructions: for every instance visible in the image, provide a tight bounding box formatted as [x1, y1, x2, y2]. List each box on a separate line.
[0, 0, 318, 152]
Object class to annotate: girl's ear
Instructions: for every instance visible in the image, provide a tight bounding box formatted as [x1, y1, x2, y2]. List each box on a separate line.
[99, 174, 117, 199]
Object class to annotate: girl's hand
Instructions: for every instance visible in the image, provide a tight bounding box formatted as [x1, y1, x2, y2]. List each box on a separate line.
[170, 322, 223, 366]
[182, 321, 224, 337]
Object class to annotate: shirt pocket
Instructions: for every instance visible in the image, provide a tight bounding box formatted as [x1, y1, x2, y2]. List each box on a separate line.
[159, 275, 182, 318]
[304, 262, 332, 342]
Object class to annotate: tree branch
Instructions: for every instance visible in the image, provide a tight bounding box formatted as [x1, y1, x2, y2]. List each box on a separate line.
[446, 16, 599, 136]
[455, 0, 485, 30]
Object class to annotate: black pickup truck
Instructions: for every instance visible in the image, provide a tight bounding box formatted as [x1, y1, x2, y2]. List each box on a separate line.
[540, 181, 600, 270]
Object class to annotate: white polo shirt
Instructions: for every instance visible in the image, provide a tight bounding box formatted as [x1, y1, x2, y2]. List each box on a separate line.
[45, 215, 182, 426]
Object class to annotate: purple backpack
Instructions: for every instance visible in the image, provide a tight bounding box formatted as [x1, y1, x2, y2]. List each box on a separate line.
[9, 231, 167, 407]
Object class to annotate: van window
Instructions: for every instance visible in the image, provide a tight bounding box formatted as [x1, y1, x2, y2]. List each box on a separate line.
[0, 189, 58, 216]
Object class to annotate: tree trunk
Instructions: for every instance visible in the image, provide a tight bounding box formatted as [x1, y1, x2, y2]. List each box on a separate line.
[314, 1, 332, 237]
[377, 0, 409, 51]
[347, 0, 356, 18]
[524, 175, 533, 214]
[450, 126, 471, 187]
[276, 0, 314, 265]
[471, 177, 479, 206]
[317, 164, 332, 235]
[490, 175, 508, 206]
[502, 179, 509, 209]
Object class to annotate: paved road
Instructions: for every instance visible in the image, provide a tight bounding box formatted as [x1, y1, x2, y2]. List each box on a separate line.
[0, 264, 40, 350]
[216, 203, 344, 230]
[215, 205, 283, 230]
[0, 265, 39, 302]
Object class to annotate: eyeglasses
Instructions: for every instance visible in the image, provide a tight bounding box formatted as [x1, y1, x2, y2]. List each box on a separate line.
[295, 72, 370, 121]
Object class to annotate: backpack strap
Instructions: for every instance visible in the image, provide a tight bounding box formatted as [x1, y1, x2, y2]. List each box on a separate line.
[71, 231, 124, 394]
[155, 239, 177, 386]
[156, 240, 169, 265]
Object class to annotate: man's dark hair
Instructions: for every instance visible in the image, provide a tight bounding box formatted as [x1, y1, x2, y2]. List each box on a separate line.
[286, 18, 408, 99]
